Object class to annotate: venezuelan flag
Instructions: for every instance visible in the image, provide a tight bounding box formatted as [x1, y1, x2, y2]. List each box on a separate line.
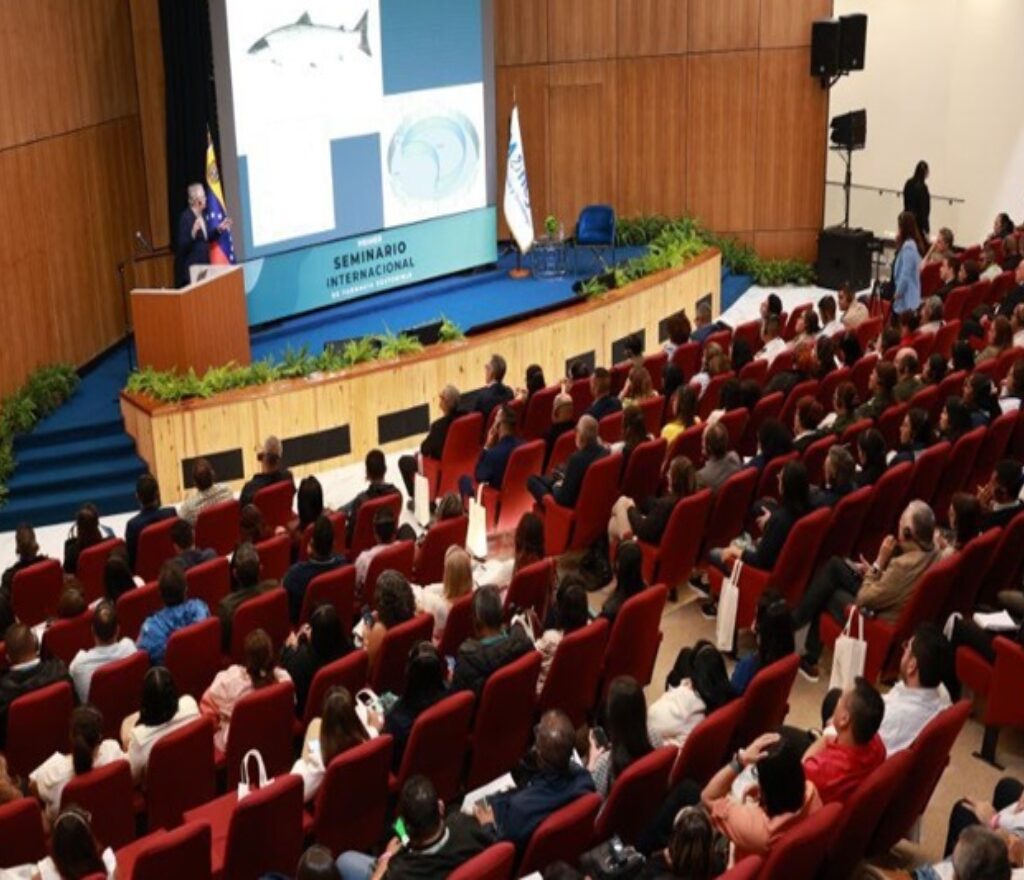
[205, 130, 236, 265]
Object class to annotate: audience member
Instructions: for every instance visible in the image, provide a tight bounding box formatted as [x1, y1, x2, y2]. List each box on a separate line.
[964, 373, 1001, 428]
[924, 227, 955, 264]
[169, 518, 216, 572]
[34, 807, 116, 879]
[755, 315, 786, 366]
[178, 458, 233, 525]
[343, 450, 400, 545]
[792, 396, 826, 453]
[793, 500, 938, 681]
[827, 381, 860, 437]
[978, 460, 1024, 530]
[527, 415, 608, 508]
[543, 392, 577, 471]
[398, 385, 463, 499]
[412, 545, 473, 641]
[63, 504, 113, 575]
[282, 603, 353, 717]
[691, 302, 724, 344]
[219, 541, 277, 650]
[879, 623, 952, 754]
[519, 364, 547, 403]
[588, 676, 657, 798]
[288, 475, 331, 553]
[355, 508, 403, 597]
[979, 317, 1014, 364]
[451, 586, 532, 695]
[934, 256, 962, 300]
[996, 261, 1024, 318]
[856, 361, 898, 420]
[939, 397, 974, 443]
[648, 641, 735, 747]
[609, 456, 695, 545]
[731, 591, 795, 695]
[69, 602, 136, 702]
[747, 418, 794, 472]
[812, 445, 857, 508]
[239, 503, 273, 544]
[121, 666, 200, 782]
[0, 623, 72, 747]
[297, 846, 342, 880]
[362, 571, 416, 669]
[621, 365, 658, 409]
[855, 428, 888, 487]
[1000, 359, 1024, 413]
[839, 284, 869, 329]
[125, 474, 177, 570]
[662, 385, 700, 442]
[137, 562, 210, 665]
[938, 492, 983, 557]
[894, 351, 924, 402]
[102, 552, 136, 604]
[919, 297, 945, 334]
[461, 404, 520, 498]
[643, 806, 729, 880]
[819, 294, 842, 336]
[292, 686, 370, 803]
[662, 312, 692, 358]
[937, 790, 1022, 868]
[240, 435, 295, 508]
[2, 524, 47, 595]
[29, 704, 125, 821]
[600, 541, 647, 624]
[952, 340, 977, 373]
[923, 352, 948, 387]
[588, 367, 623, 421]
[474, 354, 515, 420]
[534, 576, 589, 694]
[892, 408, 935, 465]
[696, 422, 743, 493]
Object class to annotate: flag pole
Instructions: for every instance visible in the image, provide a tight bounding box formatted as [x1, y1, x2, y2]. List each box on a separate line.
[509, 241, 529, 279]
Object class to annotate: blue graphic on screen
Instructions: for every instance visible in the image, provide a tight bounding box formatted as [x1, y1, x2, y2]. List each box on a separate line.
[215, 0, 494, 324]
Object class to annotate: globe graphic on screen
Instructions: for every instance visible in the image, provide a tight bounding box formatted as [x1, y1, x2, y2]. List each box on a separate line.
[386, 111, 481, 203]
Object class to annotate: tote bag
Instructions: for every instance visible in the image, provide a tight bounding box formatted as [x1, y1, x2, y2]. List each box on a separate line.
[715, 561, 741, 652]
[829, 607, 867, 691]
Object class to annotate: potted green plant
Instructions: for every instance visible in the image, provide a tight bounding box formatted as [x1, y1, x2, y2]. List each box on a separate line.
[544, 214, 561, 241]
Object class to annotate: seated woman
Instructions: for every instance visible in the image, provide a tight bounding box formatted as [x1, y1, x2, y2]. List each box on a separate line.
[517, 364, 546, 405]
[855, 429, 888, 487]
[587, 676, 659, 799]
[662, 385, 701, 443]
[951, 340, 977, 374]
[600, 541, 647, 625]
[890, 407, 934, 465]
[964, 373, 1001, 428]
[29, 705, 125, 823]
[26, 806, 117, 879]
[938, 396, 974, 443]
[281, 603, 353, 718]
[121, 667, 200, 782]
[792, 396, 826, 454]
[1000, 358, 1024, 414]
[63, 504, 111, 576]
[291, 685, 370, 802]
[730, 591, 795, 696]
[978, 316, 1013, 364]
[643, 806, 728, 880]
[534, 577, 590, 694]
[361, 572, 416, 670]
[609, 456, 696, 546]
[855, 361, 898, 420]
[647, 640, 735, 748]
[620, 365, 659, 410]
[477, 511, 547, 591]
[690, 344, 730, 399]
[936, 492, 982, 559]
[787, 309, 820, 352]
[200, 628, 292, 752]
[286, 476, 333, 561]
[822, 381, 859, 436]
[102, 552, 136, 605]
[922, 352, 948, 387]
[364, 641, 448, 770]
[411, 545, 473, 642]
[746, 419, 794, 472]
[836, 332, 863, 368]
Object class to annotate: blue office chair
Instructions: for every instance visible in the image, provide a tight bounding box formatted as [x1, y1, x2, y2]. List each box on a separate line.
[573, 204, 617, 273]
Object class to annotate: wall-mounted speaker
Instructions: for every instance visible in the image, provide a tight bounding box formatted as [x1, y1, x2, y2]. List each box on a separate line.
[839, 14, 868, 71]
[811, 20, 841, 78]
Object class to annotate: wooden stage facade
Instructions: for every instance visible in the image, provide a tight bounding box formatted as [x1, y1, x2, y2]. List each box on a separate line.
[120, 250, 721, 503]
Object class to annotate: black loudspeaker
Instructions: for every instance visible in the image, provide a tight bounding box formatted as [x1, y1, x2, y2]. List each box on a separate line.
[839, 14, 868, 71]
[816, 227, 873, 291]
[830, 110, 867, 151]
[811, 19, 840, 77]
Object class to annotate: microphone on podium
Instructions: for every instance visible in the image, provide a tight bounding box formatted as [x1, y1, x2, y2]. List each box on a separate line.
[134, 230, 154, 254]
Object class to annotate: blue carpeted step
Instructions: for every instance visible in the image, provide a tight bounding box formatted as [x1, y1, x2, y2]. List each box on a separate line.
[6, 454, 146, 494]
[0, 483, 139, 531]
[14, 433, 138, 473]
[13, 417, 125, 452]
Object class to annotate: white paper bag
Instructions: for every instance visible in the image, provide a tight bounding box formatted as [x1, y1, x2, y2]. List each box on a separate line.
[715, 561, 741, 652]
[829, 607, 867, 691]
[466, 486, 488, 559]
[237, 749, 269, 800]
[414, 471, 431, 527]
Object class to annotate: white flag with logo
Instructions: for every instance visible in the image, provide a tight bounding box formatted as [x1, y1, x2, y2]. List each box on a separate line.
[503, 104, 535, 254]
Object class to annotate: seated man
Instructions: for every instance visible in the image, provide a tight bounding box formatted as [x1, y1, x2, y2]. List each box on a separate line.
[754, 315, 786, 366]
[459, 405, 521, 498]
[239, 435, 295, 507]
[398, 385, 463, 502]
[177, 458, 234, 525]
[451, 587, 533, 696]
[793, 500, 939, 682]
[696, 422, 743, 493]
[839, 283, 870, 329]
[587, 367, 623, 422]
[219, 542, 277, 651]
[125, 473, 176, 570]
[473, 709, 596, 849]
[866, 825, 1014, 880]
[0, 623, 73, 748]
[69, 602, 137, 702]
[137, 562, 210, 665]
[811, 445, 857, 509]
[978, 460, 1024, 530]
[527, 415, 608, 509]
[1, 524, 47, 594]
[337, 774, 492, 879]
[919, 296, 946, 334]
[801, 677, 886, 804]
[354, 508, 399, 597]
[342, 449, 401, 545]
[544, 393, 577, 471]
[284, 516, 347, 625]
[879, 623, 951, 754]
[169, 519, 216, 572]
[473, 354, 515, 421]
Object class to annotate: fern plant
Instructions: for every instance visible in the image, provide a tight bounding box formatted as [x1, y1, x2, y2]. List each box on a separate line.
[377, 331, 424, 360]
[438, 316, 465, 342]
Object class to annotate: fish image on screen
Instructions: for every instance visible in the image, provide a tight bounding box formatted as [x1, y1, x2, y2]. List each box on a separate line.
[247, 10, 372, 67]
[386, 111, 481, 203]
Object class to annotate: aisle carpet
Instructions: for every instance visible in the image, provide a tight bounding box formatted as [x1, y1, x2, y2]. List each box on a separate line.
[0, 251, 750, 531]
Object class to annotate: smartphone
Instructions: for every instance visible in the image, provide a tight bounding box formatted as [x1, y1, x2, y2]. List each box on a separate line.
[609, 835, 625, 863]
[393, 817, 409, 846]
[357, 691, 375, 708]
[592, 726, 610, 749]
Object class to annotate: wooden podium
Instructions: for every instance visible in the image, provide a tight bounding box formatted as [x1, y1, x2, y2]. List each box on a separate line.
[131, 265, 251, 373]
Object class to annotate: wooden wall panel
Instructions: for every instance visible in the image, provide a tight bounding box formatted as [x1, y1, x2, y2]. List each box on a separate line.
[754, 49, 829, 231]
[754, 230, 819, 262]
[548, 0, 617, 62]
[129, 0, 169, 248]
[689, 0, 760, 53]
[494, 0, 548, 65]
[616, 0, 688, 57]
[0, 0, 136, 149]
[686, 52, 758, 235]
[547, 62, 618, 227]
[617, 57, 687, 217]
[760, 0, 832, 49]
[495, 65, 550, 238]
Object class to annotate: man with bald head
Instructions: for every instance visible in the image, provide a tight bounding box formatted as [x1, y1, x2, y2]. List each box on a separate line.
[398, 384, 464, 502]
[174, 182, 232, 287]
[543, 392, 576, 470]
[473, 709, 595, 848]
[527, 414, 608, 508]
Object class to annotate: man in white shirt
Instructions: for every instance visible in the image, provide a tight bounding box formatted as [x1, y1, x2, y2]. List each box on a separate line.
[754, 314, 786, 366]
[69, 602, 137, 702]
[839, 284, 870, 330]
[177, 458, 234, 525]
[879, 623, 951, 754]
[819, 294, 843, 337]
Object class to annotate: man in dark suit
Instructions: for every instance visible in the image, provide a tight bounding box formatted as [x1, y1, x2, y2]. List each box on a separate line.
[586, 368, 622, 422]
[472, 354, 514, 421]
[124, 473, 176, 570]
[979, 460, 1024, 530]
[0, 624, 72, 748]
[398, 385, 463, 501]
[342, 449, 400, 544]
[173, 183, 232, 287]
[459, 405, 521, 498]
[543, 393, 576, 471]
[239, 435, 294, 507]
[527, 415, 608, 508]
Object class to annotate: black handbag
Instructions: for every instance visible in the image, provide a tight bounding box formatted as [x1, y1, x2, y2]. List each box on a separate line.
[579, 836, 645, 879]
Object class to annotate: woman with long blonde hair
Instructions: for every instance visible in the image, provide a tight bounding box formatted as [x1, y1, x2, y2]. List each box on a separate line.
[411, 544, 474, 641]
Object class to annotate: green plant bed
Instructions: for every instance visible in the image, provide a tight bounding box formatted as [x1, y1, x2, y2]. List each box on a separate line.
[0, 364, 79, 504]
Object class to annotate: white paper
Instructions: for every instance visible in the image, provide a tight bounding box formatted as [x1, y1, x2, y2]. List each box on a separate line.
[461, 772, 515, 814]
[974, 611, 1018, 632]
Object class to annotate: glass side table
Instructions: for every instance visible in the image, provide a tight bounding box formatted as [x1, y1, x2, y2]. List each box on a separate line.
[531, 236, 569, 279]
